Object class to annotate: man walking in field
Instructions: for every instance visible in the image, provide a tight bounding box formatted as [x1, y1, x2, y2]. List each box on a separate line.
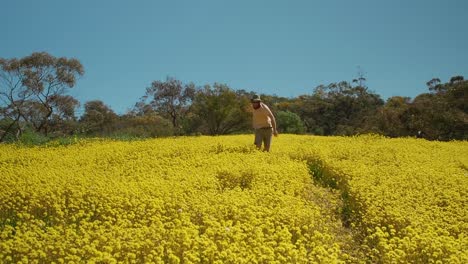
[251, 94, 278, 152]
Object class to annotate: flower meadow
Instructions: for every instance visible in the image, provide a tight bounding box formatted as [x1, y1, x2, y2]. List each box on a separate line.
[0, 135, 467, 263]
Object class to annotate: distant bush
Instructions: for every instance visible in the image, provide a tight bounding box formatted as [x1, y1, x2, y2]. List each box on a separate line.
[17, 128, 50, 146]
[114, 114, 174, 137]
[276, 111, 306, 134]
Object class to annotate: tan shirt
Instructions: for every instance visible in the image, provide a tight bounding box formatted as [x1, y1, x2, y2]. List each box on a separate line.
[252, 103, 275, 129]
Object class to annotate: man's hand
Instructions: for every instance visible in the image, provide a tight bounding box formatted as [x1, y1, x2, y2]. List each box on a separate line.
[273, 130, 279, 137]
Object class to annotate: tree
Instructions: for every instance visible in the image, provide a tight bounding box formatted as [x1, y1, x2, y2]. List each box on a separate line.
[426, 78, 442, 92]
[407, 76, 468, 140]
[48, 95, 80, 136]
[255, 94, 290, 114]
[0, 52, 84, 141]
[285, 94, 325, 134]
[373, 96, 412, 137]
[190, 83, 251, 135]
[139, 77, 195, 133]
[440, 76, 467, 113]
[80, 100, 118, 135]
[276, 111, 305, 134]
[300, 81, 383, 135]
[19, 95, 80, 136]
[352, 66, 367, 88]
[115, 112, 174, 137]
[1, 57, 33, 141]
[449, 75, 464, 85]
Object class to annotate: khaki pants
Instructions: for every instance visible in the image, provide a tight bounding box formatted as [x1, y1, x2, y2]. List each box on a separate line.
[254, 127, 273, 151]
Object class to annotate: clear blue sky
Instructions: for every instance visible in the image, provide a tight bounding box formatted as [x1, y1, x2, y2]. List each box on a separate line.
[2, 0, 467, 114]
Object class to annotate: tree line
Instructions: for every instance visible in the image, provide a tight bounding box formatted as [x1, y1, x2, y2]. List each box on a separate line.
[1, 52, 466, 143]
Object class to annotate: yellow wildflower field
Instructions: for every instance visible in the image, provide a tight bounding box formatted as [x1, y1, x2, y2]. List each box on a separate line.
[280, 135, 468, 263]
[0, 135, 466, 263]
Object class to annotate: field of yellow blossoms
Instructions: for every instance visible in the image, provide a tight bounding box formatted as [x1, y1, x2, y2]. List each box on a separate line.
[1, 134, 467, 263]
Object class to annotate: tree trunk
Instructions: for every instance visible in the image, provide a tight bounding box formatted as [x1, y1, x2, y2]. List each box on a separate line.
[37, 106, 53, 136]
[0, 114, 21, 142]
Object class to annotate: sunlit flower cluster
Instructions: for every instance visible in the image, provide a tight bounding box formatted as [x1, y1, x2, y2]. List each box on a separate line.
[1, 134, 466, 263]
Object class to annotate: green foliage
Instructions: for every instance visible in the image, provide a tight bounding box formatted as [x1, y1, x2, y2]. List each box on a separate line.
[46, 135, 81, 146]
[138, 76, 195, 131]
[79, 100, 118, 136]
[404, 77, 468, 140]
[308, 162, 338, 189]
[1, 53, 466, 142]
[0, 119, 20, 143]
[190, 83, 250, 135]
[284, 82, 384, 136]
[113, 114, 174, 138]
[276, 111, 305, 134]
[17, 129, 50, 146]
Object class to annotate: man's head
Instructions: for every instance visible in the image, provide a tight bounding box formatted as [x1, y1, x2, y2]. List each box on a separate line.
[251, 94, 261, 109]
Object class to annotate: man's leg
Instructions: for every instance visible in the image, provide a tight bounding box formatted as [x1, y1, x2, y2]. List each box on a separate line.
[263, 128, 273, 152]
[254, 129, 262, 149]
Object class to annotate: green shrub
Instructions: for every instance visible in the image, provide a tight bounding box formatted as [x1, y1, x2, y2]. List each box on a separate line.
[17, 129, 50, 146]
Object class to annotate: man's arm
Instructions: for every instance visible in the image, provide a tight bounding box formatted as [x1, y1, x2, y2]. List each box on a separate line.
[264, 105, 278, 136]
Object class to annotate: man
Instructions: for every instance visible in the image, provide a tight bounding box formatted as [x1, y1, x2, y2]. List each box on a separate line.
[251, 94, 278, 152]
